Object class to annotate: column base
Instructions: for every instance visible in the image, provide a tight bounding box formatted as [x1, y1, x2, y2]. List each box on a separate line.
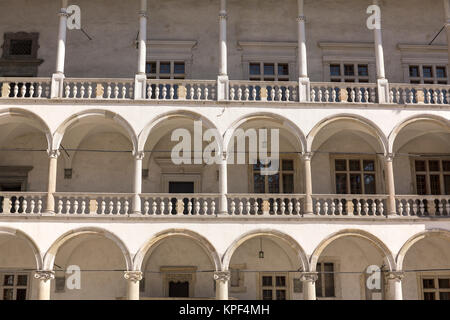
[217, 75, 229, 101]
[298, 77, 311, 102]
[51, 73, 65, 99]
[377, 78, 390, 104]
[134, 74, 147, 100]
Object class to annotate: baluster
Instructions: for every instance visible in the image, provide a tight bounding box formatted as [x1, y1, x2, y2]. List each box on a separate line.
[310, 88, 316, 102]
[280, 201, 285, 215]
[37, 83, 43, 98]
[122, 84, 127, 99]
[439, 90, 444, 104]
[288, 201, 293, 215]
[426, 90, 432, 104]
[211, 201, 216, 215]
[162, 86, 168, 99]
[285, 87, 290, 101]
[202, 200, 208, 215]
[364, 89, 369, 102]
[379, 202, 384, 216]
[124, 201, 129, 215]
[28, 84, 35, 98]
[412, 202, 418, 215]
[170, 86, 175, 99]
[398, 201, 403, 216]
[155, 86, 160, 99]
[270, 87, 275, 101]
[292, 88, 298, 101]
[253, 201, 259, 215]
[188, 200, 193, 215]
[147, 84, 152, 99]
[230, 87, 235, 100]
[160, 200, 165, 215]
[87, 83, 93, 98]
[106, 83, 112, 99]
[195, 200, 200, 215]
[338, 201, 343, 215]
[30, 199, 35, 214]
[230, 201, 236, 215]
[364, 202, 369, 215]
[167, 200, 172, 215]
[277, 87, 282, 101]
[357, 88, 363, 102]
[149, 200, 155, 215]
[419, 201, 425, 215]
[370, 202, 376, 215]
[65, 84, 70, 98]
[20, 84, 26, 97]
[57, 200, 63, 214]
[438, 201, 444, 215]
[38, 199, 43, 214]
[116, 200, 122, 215]
[81, 201, 86, 214]
[100, 201, 106, 214]
[350, 88, 356, 102]
[244, 86, 249, 101]
[108, 201, 114, 214]
[246, 201, 251, 215]
[273, 201, 278, 215]
[317, 88, 323, 102]
[295, 200, 301, 215]
[356, 201, 362, 215]
[21, 199, 27, 214]
[316, 201, 321, 215]
[211, 87, 216, 100]
[252, 87, 257, 101]
[237, 87, 243, 100]
[332, 88, 337, 102]
[389, 89, 394, 103]
[114, 84, 120, 98]
[324, 88, 330, 102]
[405, 201, 411, 216]
[238, 201, 244, 215]
[446, 202, 450, 216]
[73, 200, 79, 214]
[331, 201, 336, 215]
[78, 83, 85, 98]
[12, 84, 18, 98]
[65, 200, 71, 214]
[323, 201, 328, 215]
[204, 87, 209, 100]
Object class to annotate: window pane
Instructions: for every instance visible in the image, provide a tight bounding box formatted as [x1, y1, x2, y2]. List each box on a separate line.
[276, 290, 286, 300]
[254, 174, 266, 193]
[358, 65, 369, 76]
[174, 62, 185, 74]
[349, 160, 361, 171]
[416, 175, 427, 195]
[330, 65, 341, 76]
[364, 174, 376, 194]
[16, 289, 27, 300]
[160, 62, 170, 74]
[439, 292, 450, 300]
[344, 64, 355, 76]
[282, 174, 294, 194]
[443, 161, 450, 171]
[429, 160, 440, 172]
[268, 174, 280, 194]
[262, 276, 273, 287]
[276, 276, 286, 287]
[3, 289, 13, 300]
[436, 67, 447, 78]
[409, 66, 420, 78]
[350, 174, 362, 194]
[324, 263, 335, 297]
[423, 279, 435, 289]
[423, 66, 433, 78]
[415, 160, 426, 172]
[264, 64, 275, 75]
[336, 174, 347, 194]
[10, 40, 32, 55]
[262, 289, 273, 300]
[250, 63, 261, 76]
[438, 278, 450, 289]
[3, 275, 14, 286]
[16, 275, 27, 286]
[278, 64, 289, 76]
[146, 62, 156, 74]
[363, 160, 375, 171]
[430, 175, 441, 195]
[335, 159, 347, 171]
[424, 292, 436, 300]
[282, 160, 294, 171]
[445, 175, 450, 195]
[316, 264, 323, 297]
[231, 270, 240, 287]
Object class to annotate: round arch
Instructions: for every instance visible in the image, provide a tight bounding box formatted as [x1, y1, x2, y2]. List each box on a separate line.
[396, 229, 450, 271]
[310, 229, 396, 272]
[222, 112, 307, 154]
[43, 227, 132, 271]
[0, 226, 43, 270]
[138, 110, 220, 152]
[133, 229, 221, 272]
[307, 114, 389, 155]
[0, 108, 52, 151]
[388, 114, 450, 153]
[52, 109, 138, 153]
[222, 229, 309, 272]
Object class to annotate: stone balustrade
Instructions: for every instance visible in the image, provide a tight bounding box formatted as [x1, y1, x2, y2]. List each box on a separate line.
[396, 195, 450, 217]
[229, 81, 299, 102]
[310, 82, 377, 103]
[63, 78, 135, 99]
[389, 84, 449, 105]
[53, 193, 134, 215]
[140, 194, 219, 216]
[0, 192, 46, 214]
[312, 195, 388, 217]
[145, 80, 216, 101]
[0, 78, 51, 99]
[227, 194, 305, 216]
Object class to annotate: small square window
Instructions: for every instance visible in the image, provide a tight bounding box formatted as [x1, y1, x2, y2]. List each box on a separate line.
[330, 65, 341, 76]
[436, 67, 447, 79]
[55, 277, 66, 292]
[438, 278, 450, 289]
[250, 63, 261, 76]
[146, 62, 157, 74]
[174, 62, 185, 74]
[423, 66, 433, 78]
[344, 64, 355, 76]
[10, 39, 33, 56]
[262, 289, 272, 300]
[358, 65, 369, 77]
[276, 276, 286, 287]
[443, 161, 450, 171]
[363, 160, 375, 172]
[429, 160, 440, 172]
[409, 66, 420, 78]
[264, 64, 275, 75]
[160, 62, 171, 74]
[415, 160, 426, 172]
[349, 160, 361, 171]
[3, 275, 14, 286]
[64, 168, 73, 179]
[282, 160, 294, 171]
[335, 159, 347, 171]
[262, 276, 272, 287]
[278, 64, 289, 76]
[16, 275, 27, 286]
[423, 279, 435, 289]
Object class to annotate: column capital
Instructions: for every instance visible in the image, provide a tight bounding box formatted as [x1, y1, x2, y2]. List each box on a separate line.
[47, 149, 60, 159]
[34, 270, 55, 281]
[301, 152, 314, 161]
[219, 11, 228, 20]
[300, 272, 318, 282]
[384, 153, 395, 162]
[133, 151, 145, 160]
[385, 271, 405, 281]
[124, 271, 143, 282]
[214, 271, 231, 281]
[58, 8, 70, 17]
[297, 15, 306, 22]
[139, 11, 148, 18]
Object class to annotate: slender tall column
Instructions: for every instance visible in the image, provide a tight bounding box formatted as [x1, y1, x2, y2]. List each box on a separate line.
[217, 0, 229, 101]
[35, 271, 55, 300]
[384, 154, 397, 215]
[51, 0, 69, 98]
[372, 0, 389, 103]
[386, 272, 404, 300]
[132, 152, 145, 214]
[302, 153, 313, 215]
[214, 271, 230, 300]
[297, 0, 310, 102]
[124, 271, 143, 300]
[134, 0, 148, 99]
[301, 272, 318, 300]
[45, 150, 60, 214]
[219, 152, 228, 214]
[444, 0, 450, 76]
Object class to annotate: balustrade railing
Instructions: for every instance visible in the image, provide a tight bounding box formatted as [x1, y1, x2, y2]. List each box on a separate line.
[63, 78, 135, 99]
[144, 80, 216, 101]
[140, 194, 219, 216]
[0, 78, 51, 99]
[0, 192, 46, 214]
[53, 193, 133, 215]
[396, 196, 450, 217]
[389, 84, 449, 105]
[312, 195, 387, 217]
[310, 83, 377, 103]
[227, 194, 305, 216]
[228, 81, 299, 102]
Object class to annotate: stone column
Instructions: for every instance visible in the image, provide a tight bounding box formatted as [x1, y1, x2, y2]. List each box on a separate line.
[444, 0, 450, 76]
[300, 272, 318, 300]
[214, 271, 230, 300]
[35, 271, 55, 300]
[217, 0, 229, 101]
[372, 0, 389, 103]
[297, 0, 310, 102]
[45, 150, 60, 214]
[386, 272, 404, 300]
[124, 271, 143, 300]
[219, 152, 228, 214]
[302, 153, 313, 215]
[132, 152, 145, 214]
[384, 154, 397, 216]
[135, 0, 148, 99]
[51, 0, 69, 98]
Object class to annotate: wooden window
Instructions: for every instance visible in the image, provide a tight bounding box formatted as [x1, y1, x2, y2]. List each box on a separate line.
[0, 273, 29, 300]
[329, 63, 369, 83]
[249, 62, 290, 81]
[408, 65, 448, 84]
[252, 159, 294, 194]
[146, 61, 186, 79]
[334, 158, 376, 194]
[421, 275, 450, 300]
[316, 263, 335, 298]
[260, 273, 288, 300]
[414, 159, 450, 195]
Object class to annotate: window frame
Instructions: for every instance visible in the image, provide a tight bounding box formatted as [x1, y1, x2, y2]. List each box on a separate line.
[146, 60, 186, 80]
[0, 272, 30, 300]
[315, 262, 337, 299]
[407, 64, 448, 84]
[250, 157, 296, 194]
[259, 272, 289, 300]
[418, 272, 450, 300]
[248, 62, 291, 81]
[412, 158, 450, 196]
[328, 62, 370, 83]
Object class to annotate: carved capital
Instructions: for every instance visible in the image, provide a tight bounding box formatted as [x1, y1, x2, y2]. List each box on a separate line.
[219, 11, 228, 20]
[124, 271, 143, 282]
[47, 149, 60, 159]
[133, 151, 145, 161]
[58, 8, 70, 17]
[139, 10, 148, 18]
[386, 271, 405, 282]
[385, 153, 395, 162]
[300, 272, 318, 282]
[214, 271, 231, 282]
[297, 15, 306, 22]
[301, 152, 314, 161]
[34, 270, 55, 281]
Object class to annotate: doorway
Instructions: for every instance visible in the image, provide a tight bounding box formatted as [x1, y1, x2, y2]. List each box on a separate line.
[169, 182, 195, 215]
[169, 281, 190, 298]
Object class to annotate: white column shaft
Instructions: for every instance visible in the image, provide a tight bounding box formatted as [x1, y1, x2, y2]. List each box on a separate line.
[297, 0, 307, 78]
[219, 0, 227, 75]
[216, 279, 229, 300]
[303, 280, 316, 300]
[385, 158, 396, 215]
[303, 156, 313, 214]
[138, 0, 148, 75]
[46, 155, 58, 213]
[219, 157, 228, 214]
[133, 155, 143, 214]
[127, 280, 140, 300]
[388, 279, 403, 300]
[38, 278, 52, 300]
[56, 2, 68, 74]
